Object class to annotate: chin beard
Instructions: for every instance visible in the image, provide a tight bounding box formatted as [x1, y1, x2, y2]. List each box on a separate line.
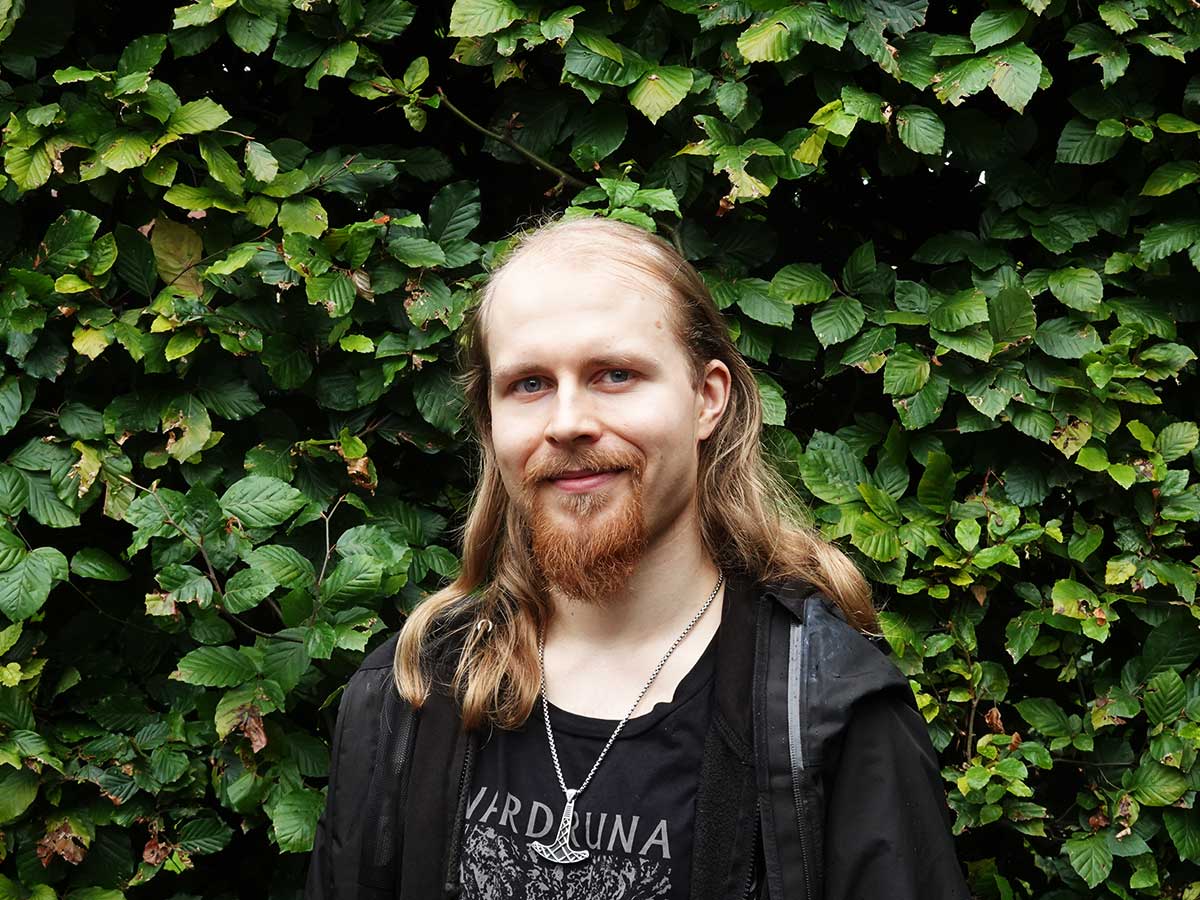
[521, 454, 647, 607]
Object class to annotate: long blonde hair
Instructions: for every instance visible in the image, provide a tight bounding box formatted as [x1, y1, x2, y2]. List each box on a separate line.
[395, 215, 875, 730]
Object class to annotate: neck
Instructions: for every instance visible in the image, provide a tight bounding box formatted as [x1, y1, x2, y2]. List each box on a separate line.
[543, 508, 722, 652]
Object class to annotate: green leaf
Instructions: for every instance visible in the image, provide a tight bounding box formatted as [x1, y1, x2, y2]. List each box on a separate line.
[737, 8, 806, 62]
[304, 41, 359, 89]
[1034, 317, 1102, 359]
[988, 43, 1041, 113]
[167, 97, 232, 135]
[115, 224, 158, 298]
[1141, 161, 1200, 197]
[245, 140, 279, 182]
[448, 0, 521, 37]
[1015, 697, 1071, 736]
[271, 788, 324, 852]
[970, 7, 1028, 51]
[177, 815, 234, 854]
[755, 373, 786, 426]
[151, 218, 203, 297]
[1140, 219, 1200, 262]
[220, 476, 305, 528]
[1131, 761, 1188, 806]
[162, 394, 212, 462]
[174, 646, 258, 687]
[226, 9, 274, 54]
[278, 197, 329, 237]
[5, 141, 52, 191]
[810, 296, 865, 346]
[929, 288, 988, 331]
[895, 105, 944, 154]
[1048, 267, 1103, 311]
[1155, 422, 1199, 461]
[1056, 118, 1124, 165]
[851, 511, 901, 561]
[261, 336, 313, 389]
[933, 56, 993, 105]
[223, 568, 278, 614]
[0, 548, 64, 622]
[628, 66, 693, 124]
[98, 131, 154, 172]
[318, 554, 383, 607]
[1159, 114, 1200, 134]
[42, 210, 101, 271]
[894, 375, 949, 429]
[412, 370, 463, 433]
[883, 344, 930, 396]
[858, 482, 903, 526]
[0, 376, 21, 436]
[362, 0, 416, 38]
[799, 436, 870, 505]
[246, 545, 316, 589]
[1142, 617, 1200, 677]
[1065, 832, 1113, 889]
[428, 181, 481, 244]
[0, 767, 37, 825]
[738, 279, 794, 327]
[70, 548, 130, 582]
[1144, 670, 1186, 725]
[165, 330, 203, 361]
[1164, 809, 1200, 863]
[0, 466, 29, 517]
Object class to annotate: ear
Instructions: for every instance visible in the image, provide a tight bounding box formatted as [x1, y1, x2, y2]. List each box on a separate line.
[696, 359, 731, 441]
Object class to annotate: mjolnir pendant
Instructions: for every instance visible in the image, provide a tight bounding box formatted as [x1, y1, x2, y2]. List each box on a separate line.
[531, 788, 589, 864]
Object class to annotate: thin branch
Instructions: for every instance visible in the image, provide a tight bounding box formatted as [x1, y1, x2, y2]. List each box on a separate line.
[436, 88, 589, 191]
[308, 494, 348, 627]
[118, 476, 301, 643]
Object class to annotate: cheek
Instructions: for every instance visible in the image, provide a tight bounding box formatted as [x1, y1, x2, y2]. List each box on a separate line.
[489, 409, 539, 478]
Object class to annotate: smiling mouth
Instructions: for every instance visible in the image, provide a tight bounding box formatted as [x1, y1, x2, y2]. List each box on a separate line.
[547, 469, 625, 491]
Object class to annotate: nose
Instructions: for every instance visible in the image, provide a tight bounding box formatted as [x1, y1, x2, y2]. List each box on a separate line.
[543, 379, 601, 446]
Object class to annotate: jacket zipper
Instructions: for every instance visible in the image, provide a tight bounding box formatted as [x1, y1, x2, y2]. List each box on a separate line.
[445, 735, 473, 897]
[787, 618, 815, 900]
[393, 706, 416, 831]
[741, 797, 760, 899]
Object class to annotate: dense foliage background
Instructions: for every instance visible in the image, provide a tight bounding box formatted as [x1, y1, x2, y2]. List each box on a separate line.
[0, 0, 1198, 896]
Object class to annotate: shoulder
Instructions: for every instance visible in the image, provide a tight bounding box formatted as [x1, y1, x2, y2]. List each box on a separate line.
[759, 578, 915, 762]
[358, 630, 401, 672]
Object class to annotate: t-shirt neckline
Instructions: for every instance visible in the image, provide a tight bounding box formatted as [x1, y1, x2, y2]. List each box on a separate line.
[545, 625, 719, 740]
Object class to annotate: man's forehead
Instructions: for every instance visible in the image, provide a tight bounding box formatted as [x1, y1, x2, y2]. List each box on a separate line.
[486, 258, 674, 333]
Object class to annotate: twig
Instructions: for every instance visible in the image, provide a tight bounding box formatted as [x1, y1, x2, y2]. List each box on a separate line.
[436, 88, 589, 191]
[308, 494, 348, 627]
[120, 475, 226, 599]
[118, 476, 301, 643]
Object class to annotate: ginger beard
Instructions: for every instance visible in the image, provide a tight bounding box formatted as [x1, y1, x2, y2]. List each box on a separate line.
[518, 448, 648, 606]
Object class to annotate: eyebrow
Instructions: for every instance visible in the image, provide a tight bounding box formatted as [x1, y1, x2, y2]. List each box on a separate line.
[490, 352, 658, 388]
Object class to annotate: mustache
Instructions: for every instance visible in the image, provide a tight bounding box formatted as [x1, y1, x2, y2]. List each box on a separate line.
[520, 447, 646, 488]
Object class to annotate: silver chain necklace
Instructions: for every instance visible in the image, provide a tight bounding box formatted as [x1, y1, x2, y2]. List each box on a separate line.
[530, 571, 725, 865]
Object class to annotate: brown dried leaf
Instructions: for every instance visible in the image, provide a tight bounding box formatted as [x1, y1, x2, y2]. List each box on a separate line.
[239, 708, 268, 753]
[37, 823, 87, 867]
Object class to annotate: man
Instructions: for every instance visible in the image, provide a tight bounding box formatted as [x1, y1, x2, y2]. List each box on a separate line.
[305, 216, 970, 899]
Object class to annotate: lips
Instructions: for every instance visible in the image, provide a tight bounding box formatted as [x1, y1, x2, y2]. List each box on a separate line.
[553, 468, 622, 480]
[547, 468, 624, 492]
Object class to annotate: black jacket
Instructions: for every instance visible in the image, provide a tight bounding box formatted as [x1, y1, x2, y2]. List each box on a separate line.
[304, 573, 971, 900]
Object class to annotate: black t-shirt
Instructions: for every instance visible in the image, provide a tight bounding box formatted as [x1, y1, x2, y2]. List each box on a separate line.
[458, 627, 719, 899]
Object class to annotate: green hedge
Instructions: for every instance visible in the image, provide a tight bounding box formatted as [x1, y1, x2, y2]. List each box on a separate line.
[0, 0, 1198, 896]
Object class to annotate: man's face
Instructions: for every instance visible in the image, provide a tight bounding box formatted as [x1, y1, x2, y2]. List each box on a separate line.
[484, 255, 723, 604]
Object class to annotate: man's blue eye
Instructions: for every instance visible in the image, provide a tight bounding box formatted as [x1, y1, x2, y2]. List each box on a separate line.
[608, 370, 630, 383]
[516, 377, 542, 393]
